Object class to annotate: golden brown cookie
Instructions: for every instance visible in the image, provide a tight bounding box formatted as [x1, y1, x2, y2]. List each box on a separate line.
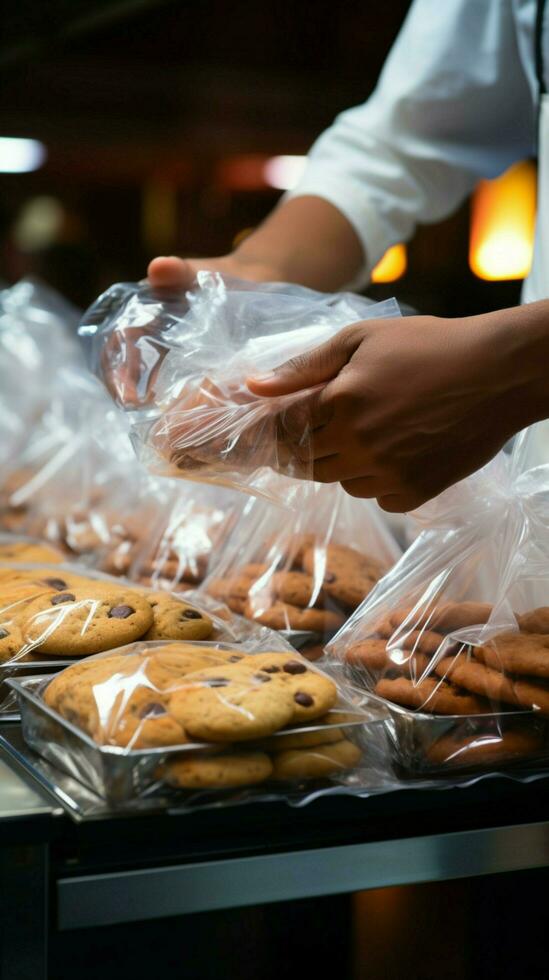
[161, 750, 273, 789]
[375, 674, 490, 714]
[22, 585, 154, 657]
[0, 541, 64, 564]
[168, 663, 296, 742]
[387, 602, 493, 635]
[426, 727, 543, 768]
[302, 543, 385, 611]
[0, 622, 23, 662]
[476, 631, 549, 678]
[256, 724, 344, 751]
[241, 651, 338, 722]
[517, 608, 549, 634]
[244, 598, 344, 634]
[434, 651, 519, 706]
[143, 592, 213, 642]
[270, 738, 362, 780]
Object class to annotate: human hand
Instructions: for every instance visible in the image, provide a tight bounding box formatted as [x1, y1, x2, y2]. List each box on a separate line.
[248, 311, 543, 512]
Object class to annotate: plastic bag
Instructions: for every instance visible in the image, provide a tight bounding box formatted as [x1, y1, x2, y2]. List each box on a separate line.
[0, 278, 82, 467]
[80, 273, 400, 502]
[327, 426, 549, 775]
[200, 481, 401, 658]
[22, 640, 375, 804]
[106, 482, 244, 590]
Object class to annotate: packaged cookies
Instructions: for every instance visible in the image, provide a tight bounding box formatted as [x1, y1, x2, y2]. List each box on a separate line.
[328, 431, 549, 774]
[16, 639, 371, 801]
[81, 274, 399, 501]
[201, 482, 400, 655]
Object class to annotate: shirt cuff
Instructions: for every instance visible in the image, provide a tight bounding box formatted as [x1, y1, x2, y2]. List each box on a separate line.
[283, 168, 396, 291]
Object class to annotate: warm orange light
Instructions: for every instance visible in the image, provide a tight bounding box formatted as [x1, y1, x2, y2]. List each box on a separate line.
[371, 243, 407, 283]
[469, 160, 536, 281]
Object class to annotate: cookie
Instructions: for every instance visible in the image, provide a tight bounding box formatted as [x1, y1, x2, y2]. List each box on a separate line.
[0, 622, 23, 663]
[168, 663, 296, 741]
[143, 593, 213, 642]
[23, 585, 154, 656]
[513, 677, 549, 714]
[375, 674, 490, 714]
[517, 608, 549, 634]
[426, 727, 543, 768]
[270, 738, 362, 780]
[434, 651, 519, 706]
[244, 598, 344, 634]
[346, 638, 389, 671]
[302, 544, 384, 610]
[103, 687, 188, 749]
[241, 652, 338, 721]
[143, 643, 243, 689]
[476, 631, 549, 678]
[161, 750, 273, 789]
[0, 541, 64, 564]
[376, 619, 443, 656]
[256, 724, 344, 751]
[266, 571, 325, 609]
[387, 602, 493, 634]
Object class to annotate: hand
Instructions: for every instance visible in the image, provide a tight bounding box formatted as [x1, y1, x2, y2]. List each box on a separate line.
[147, 254, 280, 291]
[248, 311, 545, 512]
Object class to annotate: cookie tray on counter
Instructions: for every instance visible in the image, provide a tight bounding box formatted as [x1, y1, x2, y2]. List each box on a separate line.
[9, 675, 382, 804]
[365, 691, 549, 776]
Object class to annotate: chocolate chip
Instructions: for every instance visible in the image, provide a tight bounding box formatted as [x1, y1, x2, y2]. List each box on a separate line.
[108, 605, 135, 619]
[0, 629, 9, 640]
[51, 593, 75, 605]
[229, 655, 243, 663]
[207, 677, 229, 687]
[138, 702, 166, 718]
[182, 609, 202, 619]
[294, 691, 314, 707]
[43, 578, 68, 591]
[254, 673, 271, 683]
[283, 660, 307, 675]
[262, 665, 281, 673]
[324, 572, 336, 583]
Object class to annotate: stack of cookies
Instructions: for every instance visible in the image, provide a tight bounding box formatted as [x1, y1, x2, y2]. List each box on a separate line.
[345, 600, 549, 770]
[44, 646, 363, 790]
[206, 536, 388, 649]
[0, 561, 217, 664]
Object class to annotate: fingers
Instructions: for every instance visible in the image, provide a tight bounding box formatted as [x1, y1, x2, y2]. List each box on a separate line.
[247, 322, 365, 397]
[147, 256, 197, 290]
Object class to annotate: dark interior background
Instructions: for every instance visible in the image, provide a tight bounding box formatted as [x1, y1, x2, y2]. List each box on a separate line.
[0, 0, 523, 314]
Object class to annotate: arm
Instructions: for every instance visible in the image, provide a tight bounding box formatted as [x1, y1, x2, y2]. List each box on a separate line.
[248, 302, 549, 512]
[150, 0, 534, 293]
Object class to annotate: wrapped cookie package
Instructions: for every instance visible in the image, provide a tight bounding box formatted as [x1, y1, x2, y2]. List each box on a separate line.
[0, 553, 283, 714]
[328, 427, 549, 775]
[80, 273, 399, 502]
[10, 640, 379, 803]
[201, 481, 401, 658]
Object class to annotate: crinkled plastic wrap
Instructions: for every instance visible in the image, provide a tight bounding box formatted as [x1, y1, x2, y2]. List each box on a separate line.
[80, 273, 400, 502]
[0, 278, 81, 469]
[12, 641, 380, 803]
[327, 427, 549, 776]
[201, 481, 401, 658]
[0, 555, 282, 713]
[101, 482, 243, 591]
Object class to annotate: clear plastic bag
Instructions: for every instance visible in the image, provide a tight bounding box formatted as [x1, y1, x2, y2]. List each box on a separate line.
[18, 640, 376, 803]
[80, 273, 400, 501]
[0, 277, 82, 468]
[327, 425, 549, 775]
[200, 481, 402, 657]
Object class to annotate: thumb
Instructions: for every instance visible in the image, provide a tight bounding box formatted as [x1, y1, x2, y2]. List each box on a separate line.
[247, 323, 364, 397]
[147, 256, 198, 290]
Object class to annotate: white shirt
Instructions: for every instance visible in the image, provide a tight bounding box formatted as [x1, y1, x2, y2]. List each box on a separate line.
[288, 0, 540, 288]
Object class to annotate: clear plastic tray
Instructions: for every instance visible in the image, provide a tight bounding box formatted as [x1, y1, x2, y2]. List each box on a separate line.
[10, 674, 379, 804]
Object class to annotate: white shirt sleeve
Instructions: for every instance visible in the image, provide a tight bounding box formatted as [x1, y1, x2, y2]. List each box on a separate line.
[286, 0, 536, 286]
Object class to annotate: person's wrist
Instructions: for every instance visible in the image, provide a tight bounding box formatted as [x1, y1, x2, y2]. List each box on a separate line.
[479, 303, 549, 428]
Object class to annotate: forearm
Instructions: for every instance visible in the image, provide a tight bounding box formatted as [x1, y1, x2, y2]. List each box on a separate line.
[486, 301, 549, 428]
[231, 195, 365, 292]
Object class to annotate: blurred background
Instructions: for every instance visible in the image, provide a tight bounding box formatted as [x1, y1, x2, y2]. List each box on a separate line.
[0, 0, 532, 313]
